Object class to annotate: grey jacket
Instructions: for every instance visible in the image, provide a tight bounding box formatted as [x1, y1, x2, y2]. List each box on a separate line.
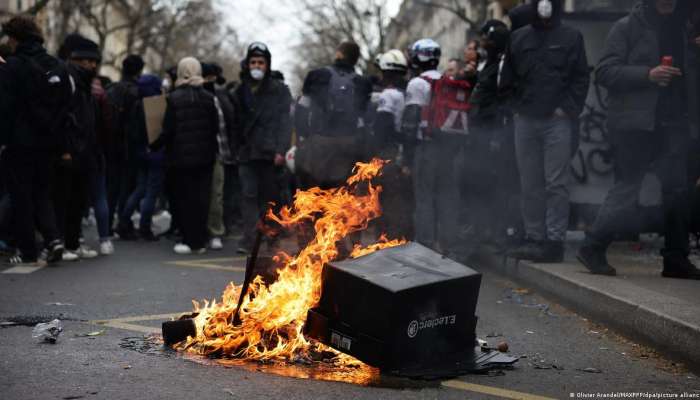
[596, 2, 699, 134]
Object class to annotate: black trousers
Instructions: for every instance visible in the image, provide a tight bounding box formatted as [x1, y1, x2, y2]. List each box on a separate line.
[52, 158, 89, 251]
[588, 125, 690, 260]
[238, 160, 279, 247]
[4, 148, 60, 260]
[171, 165, 213, 250]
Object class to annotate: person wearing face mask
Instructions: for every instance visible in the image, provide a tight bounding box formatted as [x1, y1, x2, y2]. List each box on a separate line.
[52, 34, 104, 261]
[505, 0, 590, 263]
[229, 42, 292, 254]
[578, 0, 700, 280]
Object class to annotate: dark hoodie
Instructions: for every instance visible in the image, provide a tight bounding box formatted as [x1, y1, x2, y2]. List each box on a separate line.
[506, 0, 590, 118]
[508, 3, 535, 32]
[596, 0, 697, 133]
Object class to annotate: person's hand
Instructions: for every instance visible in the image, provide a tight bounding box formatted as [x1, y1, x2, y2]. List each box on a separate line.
[694, 36, 700, 48]
[554, 108, 568, 118]
[401, 166, 411, 176]
[0, 56, 5, 64]
[61, 153, 72, 161]
[649, 65, 682, 87]
[464, 61, 477, 77]
[274, 153, 285, 166]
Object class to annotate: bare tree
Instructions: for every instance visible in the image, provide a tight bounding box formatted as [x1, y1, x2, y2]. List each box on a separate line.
[414, 0, 492, 35]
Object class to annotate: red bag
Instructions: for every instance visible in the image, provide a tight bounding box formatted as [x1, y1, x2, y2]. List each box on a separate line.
[421, 77, 472, 138]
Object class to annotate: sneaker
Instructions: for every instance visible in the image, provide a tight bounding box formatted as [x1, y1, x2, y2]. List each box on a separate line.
[76, 245, 98, 259]
[662, 257, 700, 280]
[45, 240, 64, 264]
[209, 237, 223, 250]
[6, 254, 47, 267]
[62, 250, 80, 262]
[577, 244, 616, 276]
[537, 241, 565, 263]
[507, 240, 545, 261]
[99, 240, 115, 256]
[174, 243, 192, 255]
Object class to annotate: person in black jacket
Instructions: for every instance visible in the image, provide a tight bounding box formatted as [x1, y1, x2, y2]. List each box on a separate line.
[151, 57, 218, 254]
[0, 16, 63, 266]
[578, 0, 700, 279]
[54, 34, 103, 261]
[505, 0, 590, 263]
[230, 42, 292, 253]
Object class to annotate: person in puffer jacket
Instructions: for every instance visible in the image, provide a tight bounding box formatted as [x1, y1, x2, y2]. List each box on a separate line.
[151, 57, 218, 255]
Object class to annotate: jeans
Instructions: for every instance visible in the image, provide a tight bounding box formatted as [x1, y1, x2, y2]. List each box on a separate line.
[514, 114, 572, 242]
[413, 134, 464, 253]
[120, 158, 165, 233]
[587, 125, 690, 259]
[239, 160, 279, 247]
[4, 148, 60, 260]
[107, 158, 138, 234]
[207, 160, 225, 238]
[52, 158, 89, 251]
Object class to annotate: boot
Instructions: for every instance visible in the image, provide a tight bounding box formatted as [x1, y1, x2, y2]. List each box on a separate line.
[662, 257, 700, 280]
[507, 239, 546, 261]
[534, 240, 564, 263]
[577, 244, 616, 276]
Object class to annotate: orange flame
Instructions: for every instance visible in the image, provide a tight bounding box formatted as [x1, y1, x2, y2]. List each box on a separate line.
[178, 158, 405, 364]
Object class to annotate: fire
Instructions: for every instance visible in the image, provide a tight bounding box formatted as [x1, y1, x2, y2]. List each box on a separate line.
[177, 158, 405, 364]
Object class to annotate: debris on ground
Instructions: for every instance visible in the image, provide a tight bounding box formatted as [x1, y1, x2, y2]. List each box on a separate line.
[32, 319, 63, 343]
[45, 302, 75, 306]
[578, 367, 603, 373]
[500, 288, 558, 316]
[75, 330, 105, 338]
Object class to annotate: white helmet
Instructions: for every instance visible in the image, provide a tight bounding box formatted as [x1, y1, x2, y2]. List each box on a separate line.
[377, 49, 408, 73]
[285, 146, 297, 173]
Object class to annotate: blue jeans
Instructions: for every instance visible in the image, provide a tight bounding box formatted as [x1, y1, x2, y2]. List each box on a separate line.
[120, 158, 165, 232]
[514, 114, 572, 242]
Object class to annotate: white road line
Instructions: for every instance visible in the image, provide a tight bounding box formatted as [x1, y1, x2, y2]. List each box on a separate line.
[2, 265, 45, 274]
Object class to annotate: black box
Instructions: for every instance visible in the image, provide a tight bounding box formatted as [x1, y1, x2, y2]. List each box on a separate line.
[304, 242, 482, 375]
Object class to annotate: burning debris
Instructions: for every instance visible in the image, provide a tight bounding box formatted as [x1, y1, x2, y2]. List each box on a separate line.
[163, 158, 516, 379]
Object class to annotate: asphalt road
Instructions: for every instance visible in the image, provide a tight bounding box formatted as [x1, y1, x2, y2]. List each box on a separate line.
[1, 235, 698, 400]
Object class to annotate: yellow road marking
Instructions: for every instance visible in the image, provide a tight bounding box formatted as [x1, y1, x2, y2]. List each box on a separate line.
[441, 380, 556, 400]
[89, 312, 185, 334]
[166, 256, 247, 272]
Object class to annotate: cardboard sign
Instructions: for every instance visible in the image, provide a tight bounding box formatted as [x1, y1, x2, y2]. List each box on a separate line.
[143, 95, 167, 144]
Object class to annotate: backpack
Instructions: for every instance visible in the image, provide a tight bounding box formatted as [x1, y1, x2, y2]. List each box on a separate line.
[309, 66, 360, 136]
[105, 80, 139, 153]
[20, 53, 75, 142]
[421, 76, 472, 138]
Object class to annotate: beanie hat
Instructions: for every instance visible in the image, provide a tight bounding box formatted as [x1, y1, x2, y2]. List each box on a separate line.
[58, 33, 101, 62]
[245, 42, 272, 69]
[122, 54, 145, 77]
[137, 74, 162, 98]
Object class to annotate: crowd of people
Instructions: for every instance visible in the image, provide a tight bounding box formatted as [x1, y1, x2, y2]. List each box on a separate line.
[1, 0, 699, 280]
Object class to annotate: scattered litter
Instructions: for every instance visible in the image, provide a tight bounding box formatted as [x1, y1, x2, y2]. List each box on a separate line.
[0, 321, 18, 327]
[485, 332, 503, 338]
[599, 347, 609, 351]
[122, 365, 132, 370]
[224, 389, 236, 397]
[497, 341, 509, 353]
[501, 288, 557, 316]
[75, 330, 105, 338]
[62, 396, 85, 400]
[477, 338, 489, 348]
[45, 302, 75, 306]
[589, 330, 599, 334]
[532, 361, 563, 370]
[32, 319, 63, 343]
[578, 367, 602, 374]
[512, 288, 530, 295]
[526, 330, 535, 334]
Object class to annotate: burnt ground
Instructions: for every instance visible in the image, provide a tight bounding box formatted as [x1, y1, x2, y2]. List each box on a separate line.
[1, 235, 698, 400]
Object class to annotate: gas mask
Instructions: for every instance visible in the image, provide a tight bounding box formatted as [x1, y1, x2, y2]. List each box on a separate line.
[250, 68, 265, 81]
[537, 0, 553, 19]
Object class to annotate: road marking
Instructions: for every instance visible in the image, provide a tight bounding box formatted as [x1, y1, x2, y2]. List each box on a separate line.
[166, 256, 247, 272]
[2, 265, 45, 274]
[441, 380, 556, 400]
[90, 312, 185, 334]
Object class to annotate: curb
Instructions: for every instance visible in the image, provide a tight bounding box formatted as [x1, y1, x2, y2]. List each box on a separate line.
[477, 253, 700, 374]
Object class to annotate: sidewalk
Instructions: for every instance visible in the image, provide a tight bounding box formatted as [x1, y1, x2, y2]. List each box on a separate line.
[478, 233, 700, 373]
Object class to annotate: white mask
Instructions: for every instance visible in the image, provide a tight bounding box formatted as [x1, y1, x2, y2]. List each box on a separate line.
[537, 0, 553, 19]
[250, 68, 265, 81]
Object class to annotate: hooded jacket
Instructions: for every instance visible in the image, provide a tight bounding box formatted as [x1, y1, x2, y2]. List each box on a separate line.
[506, 0, 590, 119]
[596, 0, 698, 133]
[63, 63, 100, 169]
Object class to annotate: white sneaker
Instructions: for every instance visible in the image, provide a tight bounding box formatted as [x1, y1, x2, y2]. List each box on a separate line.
[209, 237, 223, 250]
[174, 243, 192, 255]
[99, 240, 114, 255]
[77, 245, 98, 259]
[62, 250, 79, 262]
